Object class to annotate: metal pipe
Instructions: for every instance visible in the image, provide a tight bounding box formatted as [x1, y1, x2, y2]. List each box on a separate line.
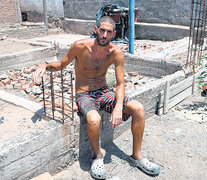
[129, 0, 135, 54]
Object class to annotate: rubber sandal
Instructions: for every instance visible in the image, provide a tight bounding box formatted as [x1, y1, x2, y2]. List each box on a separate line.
[128, 156, 160, 176]
[90, 157, 106, 179]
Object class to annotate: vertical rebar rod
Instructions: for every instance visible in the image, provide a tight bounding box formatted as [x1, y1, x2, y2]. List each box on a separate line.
[189, 0, 197, 68]
[42, 76, 46, 116]
[61, 69, 65, 123]
[71, 72, 74, 121]
[192, 0, 202, 72]
[197, 1, 203, 63]
[191, 0, 199, 68]
[187, 0, 206, 72]
[187, 0, 195, 67]
[198, 0, 207, 61]
[50, 68, 55, 119]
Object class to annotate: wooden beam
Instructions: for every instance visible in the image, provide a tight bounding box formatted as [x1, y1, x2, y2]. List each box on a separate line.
[163, 81, 170, 114]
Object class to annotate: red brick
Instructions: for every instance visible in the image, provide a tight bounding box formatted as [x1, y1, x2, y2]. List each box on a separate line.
[126, 82, 134, 89]
[29, 94, 36, 100]
[0, 0, 19, 24]
[22, 84, 30, 91]
[14, 83, 22, 90]
[2, 78, 11, 85]
[0, 81, 5, 87]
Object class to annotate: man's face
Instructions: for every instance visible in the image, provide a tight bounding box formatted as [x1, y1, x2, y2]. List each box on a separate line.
[95, 22, 116, 47]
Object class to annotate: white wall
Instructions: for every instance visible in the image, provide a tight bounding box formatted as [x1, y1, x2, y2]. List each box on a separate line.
[20, 0, 64, 17]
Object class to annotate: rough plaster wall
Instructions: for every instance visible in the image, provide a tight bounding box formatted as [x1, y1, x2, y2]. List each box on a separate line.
[20, 0, 64, 17]
[0, 0, 21, 24]
[64, 0, 191, 26]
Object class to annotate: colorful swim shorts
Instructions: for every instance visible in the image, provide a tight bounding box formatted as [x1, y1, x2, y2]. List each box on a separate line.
[75, 86, 132, 121]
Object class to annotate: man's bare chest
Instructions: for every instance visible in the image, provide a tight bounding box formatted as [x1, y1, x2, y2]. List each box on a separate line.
[78, 50, 113, 73]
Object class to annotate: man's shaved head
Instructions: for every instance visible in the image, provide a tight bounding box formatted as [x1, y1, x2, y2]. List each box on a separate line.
[97, 16, 116, 31]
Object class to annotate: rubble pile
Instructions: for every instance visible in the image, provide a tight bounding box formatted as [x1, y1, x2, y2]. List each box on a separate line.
[0, 64, 76, 119]
[175, 101, 207, 124]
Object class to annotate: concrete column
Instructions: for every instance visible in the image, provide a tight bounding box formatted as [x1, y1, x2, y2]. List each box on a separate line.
[43, 0, 48, 26]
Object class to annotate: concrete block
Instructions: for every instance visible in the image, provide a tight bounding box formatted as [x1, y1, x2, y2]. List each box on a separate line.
[135, 22, 190, 41]
[0, 47, 56, 70]
[63, 18, 96, 35]
[0, 25, 47, 39]
[62, 19, 190, 41]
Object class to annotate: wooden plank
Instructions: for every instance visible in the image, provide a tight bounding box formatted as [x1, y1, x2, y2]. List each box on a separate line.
[157, 72, 202, 116]
[159, 76, 193, 104]
[170, 76, 193, 97]
[157, 85, 192, 115]
[192, 75, 196, 95]
[168, 86, 192, 109]
[163, 81, 170, 114]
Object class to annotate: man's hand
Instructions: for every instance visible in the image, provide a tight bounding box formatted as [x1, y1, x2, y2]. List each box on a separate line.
[110, 107, 123, 129]
[33, 65, 46, 84]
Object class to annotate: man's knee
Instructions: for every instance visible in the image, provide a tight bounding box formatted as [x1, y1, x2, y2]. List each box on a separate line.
[86, 110, 101, 129]
[125, 100, 145, 117]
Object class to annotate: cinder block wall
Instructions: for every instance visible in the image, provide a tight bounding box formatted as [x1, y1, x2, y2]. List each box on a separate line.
[64, 0, 191, 26]
[0, 0, 21, 25]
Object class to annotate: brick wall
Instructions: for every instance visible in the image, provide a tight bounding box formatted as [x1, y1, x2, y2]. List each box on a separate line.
[0, 0, 21, 24]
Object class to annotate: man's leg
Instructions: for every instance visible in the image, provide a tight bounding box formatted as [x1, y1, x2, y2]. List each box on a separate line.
[123, 100, 145, 160]
[86, 110, 103, 158]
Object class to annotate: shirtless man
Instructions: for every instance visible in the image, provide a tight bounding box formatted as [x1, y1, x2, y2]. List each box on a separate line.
[33, 16, 160, 179]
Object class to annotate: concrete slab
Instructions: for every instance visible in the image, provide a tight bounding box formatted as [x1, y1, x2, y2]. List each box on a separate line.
[63, 19, 190, 41]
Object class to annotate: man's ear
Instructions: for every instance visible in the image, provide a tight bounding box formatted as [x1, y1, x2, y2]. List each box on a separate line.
[113, 31, 116, 38]
[94, 26, 98, 34]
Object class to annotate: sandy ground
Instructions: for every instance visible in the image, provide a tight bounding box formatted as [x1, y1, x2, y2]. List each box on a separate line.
[52, 91, 207, 180]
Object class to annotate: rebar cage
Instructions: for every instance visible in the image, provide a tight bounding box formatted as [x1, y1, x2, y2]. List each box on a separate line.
[187, 0, 207, 72]
[41, 67, 74, 123]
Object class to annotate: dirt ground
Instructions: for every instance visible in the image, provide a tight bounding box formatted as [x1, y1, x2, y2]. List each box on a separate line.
[52, 91, 207, 180]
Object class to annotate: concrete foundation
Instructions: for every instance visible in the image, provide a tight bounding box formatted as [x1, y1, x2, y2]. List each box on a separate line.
[0, 39, 197, 180]
[63, 18, 190, 41]
[0, 46, 56, 71]
[0, 24, 47, 39]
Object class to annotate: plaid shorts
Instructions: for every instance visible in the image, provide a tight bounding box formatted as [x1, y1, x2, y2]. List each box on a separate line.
[75, 86, 132, 121]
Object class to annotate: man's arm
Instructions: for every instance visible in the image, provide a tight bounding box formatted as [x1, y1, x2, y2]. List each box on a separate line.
[33, 41, 78, 84]
[110, 48, 125, 128]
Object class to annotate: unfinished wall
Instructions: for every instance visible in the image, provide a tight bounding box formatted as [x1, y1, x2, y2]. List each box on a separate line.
[20, 0, 64, 22]
[64, 0, 191, 26]
[0, 0, 21, 25]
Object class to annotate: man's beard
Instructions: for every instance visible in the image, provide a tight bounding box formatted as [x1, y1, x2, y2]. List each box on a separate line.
[96, 35, 111, 47]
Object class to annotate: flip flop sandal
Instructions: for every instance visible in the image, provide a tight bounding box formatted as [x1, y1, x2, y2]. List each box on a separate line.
[90, 157, 106, 179]
[128, 156, 160, 176]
